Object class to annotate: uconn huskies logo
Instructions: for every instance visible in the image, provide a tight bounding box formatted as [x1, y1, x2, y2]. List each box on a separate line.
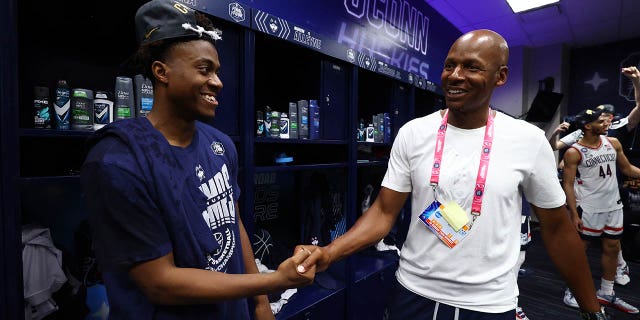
[228, 3, 245, 23]
[211, 142, 225, 155]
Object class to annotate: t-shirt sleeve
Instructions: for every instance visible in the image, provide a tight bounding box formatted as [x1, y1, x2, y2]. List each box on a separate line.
[82, 147, 172, 271]
[521, 136, 566, 209]
[382, 125, 413, 192]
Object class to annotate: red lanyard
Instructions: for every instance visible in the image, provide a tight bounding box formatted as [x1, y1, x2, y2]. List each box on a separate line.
[429, 109, 495, 218]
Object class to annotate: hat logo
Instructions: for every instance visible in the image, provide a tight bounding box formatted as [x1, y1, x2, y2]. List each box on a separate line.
[228, 3, 246, 22]
[144, 26, 160, 40]
[173, 2, 190, 14]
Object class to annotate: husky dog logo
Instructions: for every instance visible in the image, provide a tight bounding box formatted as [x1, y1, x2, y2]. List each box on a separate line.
[346, 49, 356, 62]
[195, 164, 205, 182]
[228, 3, 245, 23]
[211, 142, 225, 155]
[269, 19, 279, 33]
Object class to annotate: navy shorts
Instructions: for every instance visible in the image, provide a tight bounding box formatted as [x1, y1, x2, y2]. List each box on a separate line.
[385, 278, 514, 320]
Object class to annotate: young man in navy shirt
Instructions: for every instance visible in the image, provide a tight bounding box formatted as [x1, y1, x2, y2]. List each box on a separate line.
[81, 1, 315, 319]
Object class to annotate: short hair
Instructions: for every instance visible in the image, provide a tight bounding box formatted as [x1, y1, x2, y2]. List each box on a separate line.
[129, 12, 218, 80]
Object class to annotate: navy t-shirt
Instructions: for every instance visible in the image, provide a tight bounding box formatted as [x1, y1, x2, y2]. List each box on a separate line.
[81, 118, 249, 319]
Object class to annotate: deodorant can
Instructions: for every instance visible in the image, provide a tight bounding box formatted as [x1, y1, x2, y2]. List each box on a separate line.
[114, 76, 134, 120]
[280, 112, 290, 139]
[366, 123, 374, 142]
[269, 111, 280, 138]
[93, 91, 113, 130]
[383, 112, 391, 143]
[54, 80, 70, 130]
[264, 106, 272, 137]
[297, 100, 309, 139]
[256, 110, 265, 136]
[71, 88, 94, 131]
[288, 102, 298, 139]
[33, 86, 51, 128]
[309, 99, 320, 140]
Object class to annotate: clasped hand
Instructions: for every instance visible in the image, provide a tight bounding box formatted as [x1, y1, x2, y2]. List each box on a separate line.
[275, 246, 317, 288]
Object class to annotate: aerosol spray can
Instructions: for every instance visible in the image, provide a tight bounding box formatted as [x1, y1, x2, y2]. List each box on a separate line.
[53, 80, 70, 130]
[33, 86, 51, 128]
[264, 106, 272, 137]
[256, 110, 265, 136]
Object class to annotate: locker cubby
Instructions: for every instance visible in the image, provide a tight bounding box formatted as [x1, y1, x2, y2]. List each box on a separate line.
[415, 87, 444, 118]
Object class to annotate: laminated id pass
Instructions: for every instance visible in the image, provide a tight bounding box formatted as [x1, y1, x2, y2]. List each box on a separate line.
[419, 201, 470, 248]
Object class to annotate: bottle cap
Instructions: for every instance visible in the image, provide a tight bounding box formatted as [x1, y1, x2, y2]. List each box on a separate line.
[94, 91, 110, 100]
[34, 86, 49, 97]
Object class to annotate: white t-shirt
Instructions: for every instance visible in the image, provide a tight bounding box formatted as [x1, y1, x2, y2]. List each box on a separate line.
[382, 110, 565, 313]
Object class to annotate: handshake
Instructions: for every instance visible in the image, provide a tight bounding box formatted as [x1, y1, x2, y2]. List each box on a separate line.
[272, 245, 330, 289]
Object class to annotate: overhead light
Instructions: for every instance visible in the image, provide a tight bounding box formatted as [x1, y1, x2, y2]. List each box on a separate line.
[506, 0, 559, 13]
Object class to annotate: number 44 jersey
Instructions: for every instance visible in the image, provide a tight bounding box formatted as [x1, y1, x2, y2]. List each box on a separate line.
[571, 135, 623, 213]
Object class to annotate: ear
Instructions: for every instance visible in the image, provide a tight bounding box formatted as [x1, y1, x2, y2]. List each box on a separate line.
[495, 65, 508, 87]
[152, 60, 169, 84]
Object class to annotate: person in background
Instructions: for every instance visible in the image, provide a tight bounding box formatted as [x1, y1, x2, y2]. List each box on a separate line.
[80, 1, 315, 319]
[550, 67, 640, 152]
[297, 29, 607, 319]
[550, 66, 640, 286]
[561, 107, 640, 314]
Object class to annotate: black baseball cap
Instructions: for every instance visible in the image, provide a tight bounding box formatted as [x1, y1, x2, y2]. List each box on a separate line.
[135, 0, 221, 46]
[576, 108, 604, 128]
[595, 104, 615, 114]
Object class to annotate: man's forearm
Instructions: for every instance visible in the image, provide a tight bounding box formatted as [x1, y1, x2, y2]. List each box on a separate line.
[538, 208, 600, 312]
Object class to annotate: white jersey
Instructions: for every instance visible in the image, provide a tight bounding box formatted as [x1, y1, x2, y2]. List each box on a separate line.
[383, 110, 565, 313]
[571, 136, 622, 213]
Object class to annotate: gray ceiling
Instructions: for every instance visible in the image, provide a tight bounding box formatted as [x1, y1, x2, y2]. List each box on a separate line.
[425, 0, 640, 48]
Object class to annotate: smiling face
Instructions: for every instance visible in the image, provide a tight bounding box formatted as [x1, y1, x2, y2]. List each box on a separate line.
[155, 39, 223, 120]
[586, 116, 610, 136]
[441, 30, 508, 115]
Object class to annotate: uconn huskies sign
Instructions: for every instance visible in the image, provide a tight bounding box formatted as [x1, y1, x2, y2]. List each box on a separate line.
[248, 0, 460, 81]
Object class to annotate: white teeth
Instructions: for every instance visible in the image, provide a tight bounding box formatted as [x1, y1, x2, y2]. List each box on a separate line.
[448, 89, 464, 94]
[203, 94, 217, 103]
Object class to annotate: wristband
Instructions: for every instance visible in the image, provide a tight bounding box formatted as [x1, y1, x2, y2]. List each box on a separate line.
[579, 307, 608, 320]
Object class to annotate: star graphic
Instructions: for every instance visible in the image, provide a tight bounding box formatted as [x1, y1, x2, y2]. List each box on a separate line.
[584, 72, 608, 91]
